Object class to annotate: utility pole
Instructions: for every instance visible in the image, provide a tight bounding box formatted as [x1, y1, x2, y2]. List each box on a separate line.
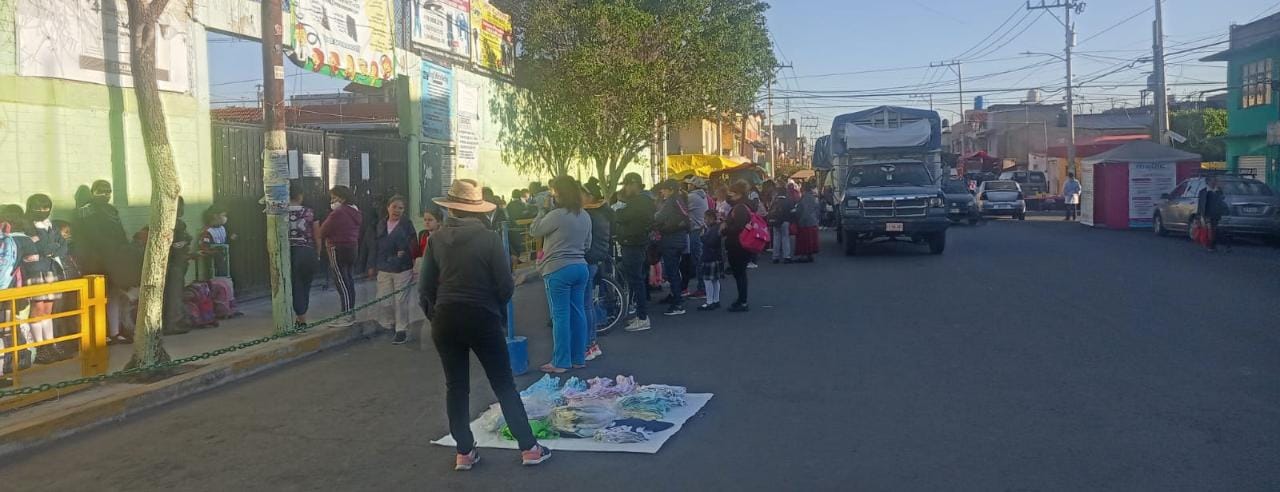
[1152, 0, 1170, 144]
[1028, 0, 1085, 175]
[262, 0, 295, 334]
[931, 60, 964, 154]
[766, 64, 791, 176]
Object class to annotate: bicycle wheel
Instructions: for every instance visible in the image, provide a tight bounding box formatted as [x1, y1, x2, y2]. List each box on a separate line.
[594, 276, 627, 335]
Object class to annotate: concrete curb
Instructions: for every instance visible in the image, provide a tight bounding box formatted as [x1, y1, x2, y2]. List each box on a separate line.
[0, 320, 379, 457]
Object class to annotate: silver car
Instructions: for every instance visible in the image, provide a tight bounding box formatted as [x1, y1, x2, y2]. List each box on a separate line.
[975, 180, 1027, 220]
[1153, 176, 1280, 240]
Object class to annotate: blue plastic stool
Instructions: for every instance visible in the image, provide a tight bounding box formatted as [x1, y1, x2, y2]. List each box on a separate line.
[500, 222, 529, 376]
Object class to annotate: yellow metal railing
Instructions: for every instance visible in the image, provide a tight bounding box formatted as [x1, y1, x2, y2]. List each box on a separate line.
[513, 219, 543, 265]
[1, 275, 109, 409]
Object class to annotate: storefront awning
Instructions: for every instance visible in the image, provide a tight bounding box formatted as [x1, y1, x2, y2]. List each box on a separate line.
[666, 154, 752, 178]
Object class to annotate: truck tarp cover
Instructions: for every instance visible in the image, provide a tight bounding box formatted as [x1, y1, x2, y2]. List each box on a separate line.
[829, 106, 942, 155]
[812, 135, 832, 170]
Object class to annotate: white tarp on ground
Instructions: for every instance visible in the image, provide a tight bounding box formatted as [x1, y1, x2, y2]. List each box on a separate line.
[844, 119, 932, 150]
[432, 393, 714, 454]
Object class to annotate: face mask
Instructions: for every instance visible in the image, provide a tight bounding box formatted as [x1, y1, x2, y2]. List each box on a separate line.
[92, 195, 110, 205]
[215, 216, 228, 226]
[29, 211, 51, 222]
[330, 201, 341, 211]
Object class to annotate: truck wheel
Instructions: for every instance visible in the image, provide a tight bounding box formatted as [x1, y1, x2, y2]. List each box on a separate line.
[927, 232, 947, 254]
[844, 234, 858, 256]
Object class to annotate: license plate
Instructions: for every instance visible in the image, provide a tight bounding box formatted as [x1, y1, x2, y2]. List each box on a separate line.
[996, 203, 1012, 209]
[950, 207, 961, 213]
[886, 223, 904, 232]
[1243, 206, 1261, 214]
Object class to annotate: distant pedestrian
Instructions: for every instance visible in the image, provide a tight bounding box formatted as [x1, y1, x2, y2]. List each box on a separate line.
[1063, 173, 1082, 221]
[368, 195, 418, 344]
[583, 188, 612, 361]
[288, 189, 320, 326]
[767, 181, 797, 263]
[320, 185, 362, 325]
[794, 181, 821, 262]
[683, 176, 710, 297]
[420, 179, 552, 469]
[722, 180, 756, 312]
[1197, 175, 1229, 251]
[416, 209, 441, 259]
[72, 180, 136, 343]
[653, 179, 690, 316]
[614, 173, 656, 332]
[24, 195, 69, 361]
[530, 175, 591, 373]
[697, 210, 724, 311]
[198, 204, 234, 277]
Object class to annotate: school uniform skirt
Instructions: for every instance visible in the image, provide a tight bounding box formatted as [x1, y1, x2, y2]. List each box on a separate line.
[794, 226, 820, 256]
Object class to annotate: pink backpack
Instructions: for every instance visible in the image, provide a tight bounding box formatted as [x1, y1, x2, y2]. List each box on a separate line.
[738, 211, 771, 255]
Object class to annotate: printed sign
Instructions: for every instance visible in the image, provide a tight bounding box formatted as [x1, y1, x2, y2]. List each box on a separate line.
[421, 61, 453, 142]
[330, 158, 351, 187]
[1128, 161, 1176, 228]
[361, 153, 370, 180]
[411, 0, 472, 59]
[287, 0, 396, 87]
[16, 0, 192, 92]
[455, 82, 481, 171]
[288, 150, 300, 178]
[1079, 162, 1095, 227]
[302, 153, 324, 177]
[473, 0, 513, 74]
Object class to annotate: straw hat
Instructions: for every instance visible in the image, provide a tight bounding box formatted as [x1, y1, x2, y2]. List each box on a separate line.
[433, 179, 496, 213]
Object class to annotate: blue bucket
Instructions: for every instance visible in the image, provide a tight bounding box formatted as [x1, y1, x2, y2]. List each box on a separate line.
[507, 336, 529, 376]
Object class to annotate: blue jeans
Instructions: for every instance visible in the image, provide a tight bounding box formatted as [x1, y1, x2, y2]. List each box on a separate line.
[660, 232, 688, 307]
[620, 245, 648, 320]
[685, 229, 703, 292]
[544, 263, 589, 368]
[585, 263, 599, 345]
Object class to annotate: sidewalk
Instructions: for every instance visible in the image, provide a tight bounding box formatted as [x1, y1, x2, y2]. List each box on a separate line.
[0, 267, 544, 456]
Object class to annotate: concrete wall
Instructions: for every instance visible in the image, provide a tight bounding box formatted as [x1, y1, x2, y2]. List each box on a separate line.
[0, 1, 214, 233]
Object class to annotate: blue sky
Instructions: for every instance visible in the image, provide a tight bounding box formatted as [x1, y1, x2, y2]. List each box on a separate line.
[208, 0, 1280, 139]
[765, 0, 1280, 139]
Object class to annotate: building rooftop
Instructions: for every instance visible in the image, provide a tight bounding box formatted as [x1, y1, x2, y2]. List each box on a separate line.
[1202, 12, 1280, 61]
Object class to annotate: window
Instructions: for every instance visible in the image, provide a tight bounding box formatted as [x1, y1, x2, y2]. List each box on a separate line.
[1241, 59, 1273, 108]
[1168, 182, 1187, 199]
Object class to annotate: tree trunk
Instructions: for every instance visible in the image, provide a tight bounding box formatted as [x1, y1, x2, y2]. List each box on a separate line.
[125, 0, 177, 368]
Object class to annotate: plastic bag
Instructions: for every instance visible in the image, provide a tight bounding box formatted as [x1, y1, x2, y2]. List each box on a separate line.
[477, 404, 506, 433]
[520, 374, 565, 419]
[547, 401, 618, 437]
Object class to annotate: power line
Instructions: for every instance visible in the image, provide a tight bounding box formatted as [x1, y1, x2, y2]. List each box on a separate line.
[1077, 5, 1154, 46]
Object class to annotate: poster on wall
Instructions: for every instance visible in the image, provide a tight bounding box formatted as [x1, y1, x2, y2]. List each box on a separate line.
[421, 61, 454, 142]
[302, 153, 324, 177]
[1128, 161, 1176, 228]
[330, 158, 351, 187]
[473, 1, 513, 74]
[288, 0, 396, 87]
[455, 82, 481, 171]
[1079, 162, 1095, 227]
[16, 0, 192, 92]
[411, 0, 472, 60]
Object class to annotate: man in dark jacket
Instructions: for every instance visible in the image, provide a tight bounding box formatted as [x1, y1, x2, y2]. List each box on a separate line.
[613, 173, 655, 331]
[583, 191, 613, 360]
[653, 179, 690, 316]
[1197, 176, 1230, 251]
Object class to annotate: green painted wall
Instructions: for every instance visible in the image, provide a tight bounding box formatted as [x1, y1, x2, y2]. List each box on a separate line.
[0, 1, 214, 233]
[1221, 47, 1278, 186]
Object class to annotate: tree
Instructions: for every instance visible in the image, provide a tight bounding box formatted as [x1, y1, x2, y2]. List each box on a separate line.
[1171, 108, 1227, 162]
[508, 0, 776, 192]
[125, 0, 180, 368]
[492, 83, 584, 179]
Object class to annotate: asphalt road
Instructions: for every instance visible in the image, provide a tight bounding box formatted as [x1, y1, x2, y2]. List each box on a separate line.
[6, 219, 1280, 491]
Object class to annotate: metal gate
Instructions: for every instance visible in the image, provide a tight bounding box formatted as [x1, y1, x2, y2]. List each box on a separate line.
[211, 122, 408, 297]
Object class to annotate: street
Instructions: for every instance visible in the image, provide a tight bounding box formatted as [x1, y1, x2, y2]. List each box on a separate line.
[5, 219, 1280, 491]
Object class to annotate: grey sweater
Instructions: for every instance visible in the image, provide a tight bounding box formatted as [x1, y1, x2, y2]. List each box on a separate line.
[530, 207, 592, 276]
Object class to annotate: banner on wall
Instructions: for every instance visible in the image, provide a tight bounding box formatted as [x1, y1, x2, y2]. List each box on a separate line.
[411, 0, 472, 60]
[1128, 161, 1176, 228]
[15, 0, 192, 92]
[1079, 162, 1095, 227]
[473, 1, 513, 74]
[288, 0, 396, 87]
[421, 61, 454, 142]
[455, 81, 481, 171]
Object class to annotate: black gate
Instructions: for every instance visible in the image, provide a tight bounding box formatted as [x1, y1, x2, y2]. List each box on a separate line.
[211, 122, 408, 297]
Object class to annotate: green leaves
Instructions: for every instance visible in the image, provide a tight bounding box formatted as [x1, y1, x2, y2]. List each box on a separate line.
[1170, 108, 1227, 162]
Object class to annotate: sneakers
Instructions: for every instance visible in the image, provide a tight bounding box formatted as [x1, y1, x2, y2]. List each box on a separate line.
[585, 343, 603, 361]
[663, 305, 686, 316]
[455, 449, 480, 471]
[697, 302, 721, 311]
[391, 331, 408, 345]
[624, 318, 651, 332]
[522, 445, 552, 466]
[747, 262, 759, 269]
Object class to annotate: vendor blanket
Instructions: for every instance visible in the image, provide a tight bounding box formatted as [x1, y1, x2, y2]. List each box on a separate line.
[432, 394, 713, 454]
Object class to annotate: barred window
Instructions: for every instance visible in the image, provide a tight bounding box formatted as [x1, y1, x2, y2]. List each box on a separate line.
[1242, 59, 1273, 108]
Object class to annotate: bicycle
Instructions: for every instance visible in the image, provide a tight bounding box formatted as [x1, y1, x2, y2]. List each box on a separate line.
[592, 243, 630, 335]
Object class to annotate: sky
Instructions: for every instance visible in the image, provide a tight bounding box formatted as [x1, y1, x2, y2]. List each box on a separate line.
[764, 0, 1280, 140]
[207, 0, 1280, 139]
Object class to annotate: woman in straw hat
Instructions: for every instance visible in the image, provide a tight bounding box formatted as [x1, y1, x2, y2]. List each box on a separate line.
[419, 179, 552, 470]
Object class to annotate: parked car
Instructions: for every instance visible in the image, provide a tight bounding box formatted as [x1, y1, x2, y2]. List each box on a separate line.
[1153, 175, 1280, 241]
[999, 170, 1050, 210]
[942, 177, 980, 224]
[976, 180, 1026, 220]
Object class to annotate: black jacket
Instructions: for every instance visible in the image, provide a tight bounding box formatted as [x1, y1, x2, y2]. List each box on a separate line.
[614, 192, 656, 246]
[1197, 188, 1229, 220]
[368, 218, 418, 273]
[654, 193, 691, 235]
[585, 206, 613, 264]
[419, 216, 513, 319]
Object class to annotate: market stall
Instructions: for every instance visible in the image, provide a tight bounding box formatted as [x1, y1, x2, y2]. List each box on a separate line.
[1079, 141, 1201, 229]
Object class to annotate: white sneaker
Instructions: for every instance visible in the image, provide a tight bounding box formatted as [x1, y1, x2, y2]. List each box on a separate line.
[585, 343, 603, 361]
[624, 318, 651, 332]
[747, 262, 759, 269]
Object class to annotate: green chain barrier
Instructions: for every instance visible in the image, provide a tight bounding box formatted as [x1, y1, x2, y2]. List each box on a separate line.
[0, 281, 418, 400]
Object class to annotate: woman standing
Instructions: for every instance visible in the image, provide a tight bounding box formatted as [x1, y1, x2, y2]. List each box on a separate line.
[368, 195, 418, 345]
[24, 195, 69, 361]
[420, 179, 551, 469]
[319, 186, 362, 326]
[287, 189, 320, 326]
[416, 209, 441, 259]
[793, 182, 821, 263]
[72, 180, 135, 343]
[529, 176, 592, 373]
[722, 180, 757, 312]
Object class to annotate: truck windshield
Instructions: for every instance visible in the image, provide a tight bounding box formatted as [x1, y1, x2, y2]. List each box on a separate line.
[846, 163, 932, 187]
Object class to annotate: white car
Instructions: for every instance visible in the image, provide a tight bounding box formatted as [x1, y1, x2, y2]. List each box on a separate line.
[976, 180, 1027, 220]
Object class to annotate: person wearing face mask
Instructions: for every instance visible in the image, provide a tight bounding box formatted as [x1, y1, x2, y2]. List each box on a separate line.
[367, 195, 418, 345]
[72, 180, 136, 344]
[198, 204, 235, 278]
[319, 185, 363, 326]
[23, 195, 71, 362]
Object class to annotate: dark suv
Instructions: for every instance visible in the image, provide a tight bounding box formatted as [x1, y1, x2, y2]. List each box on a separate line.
[836, 161, 950, 255]
[1153, 176, 1280, 240]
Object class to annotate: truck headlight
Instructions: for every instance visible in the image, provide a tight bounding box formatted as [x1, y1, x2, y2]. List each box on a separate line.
[845, 198, 862, 209]
[929, 196, 944, 208]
